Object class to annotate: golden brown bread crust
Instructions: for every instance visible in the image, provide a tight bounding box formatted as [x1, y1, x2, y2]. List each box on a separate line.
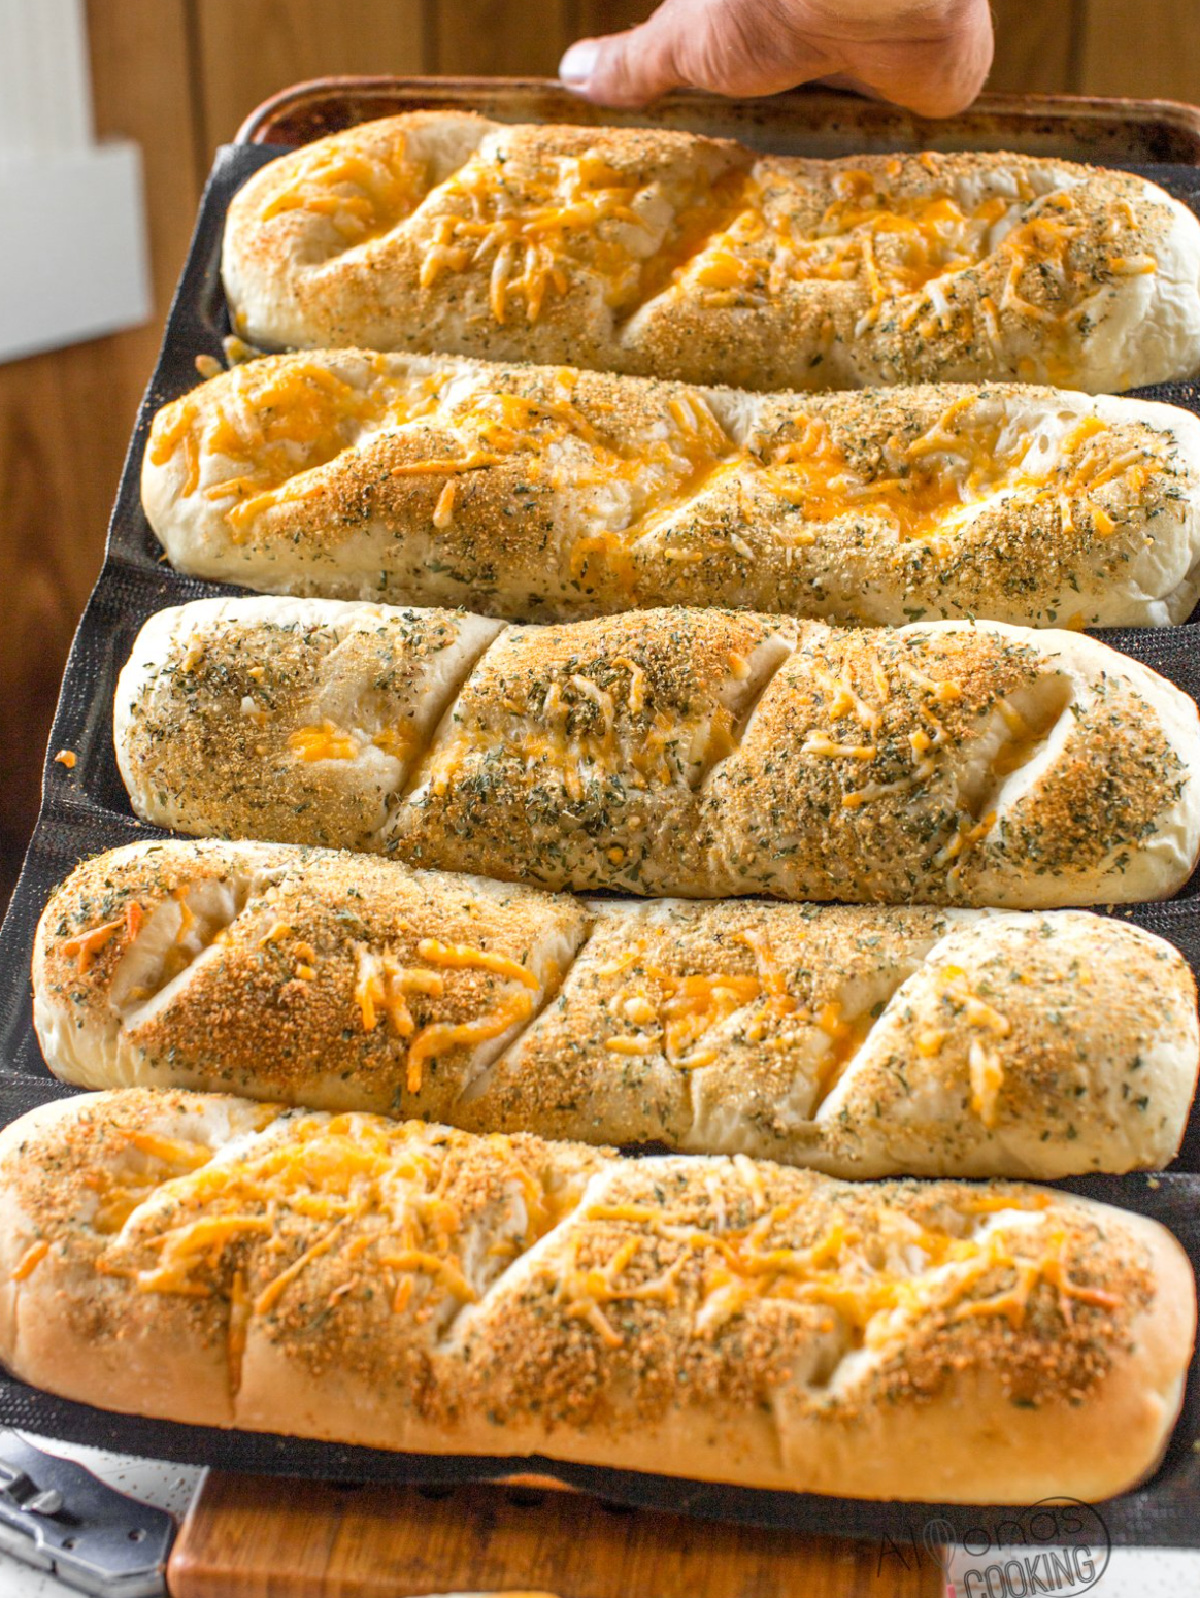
[142, 352, 1200, 629]
[33, 840, 1200, 1179]
[220, 113, 1200, 392]
[0, 1089, 1192, 1503]
[114, 598, 1200, 908]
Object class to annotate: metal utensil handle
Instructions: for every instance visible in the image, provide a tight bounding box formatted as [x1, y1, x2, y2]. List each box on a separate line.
[0, 1431, 174, 1598]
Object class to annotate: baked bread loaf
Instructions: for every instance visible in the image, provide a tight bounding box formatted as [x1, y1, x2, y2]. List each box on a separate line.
[114, 597, 1200, 908]
[221, 112, 1200, 393]
[0, 1088, 1192, 1503]
[143, 352, 1200, 629]
[34, 839, 1199, 1178]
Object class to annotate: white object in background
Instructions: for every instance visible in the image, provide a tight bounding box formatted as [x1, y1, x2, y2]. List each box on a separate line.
[0, 0, 150, 363]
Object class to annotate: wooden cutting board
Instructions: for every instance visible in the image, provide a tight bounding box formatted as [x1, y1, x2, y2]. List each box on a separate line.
[167, 1471, 945, 1597]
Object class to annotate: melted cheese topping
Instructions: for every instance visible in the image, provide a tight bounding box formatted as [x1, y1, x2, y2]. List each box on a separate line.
[353, 940, 542, 1093]
[10, 1240, 49, 1281]
[97, 1115, 573, 1335]
[423, 644, 740, 804]
[604, 968, 764, 1071]
[683, 171, 1022, 318]
[937, 964, 1012, 1129]
[155, 357, 1169, 574]
[801, 736, 879, 760]
[151, 358, 449, 529]
[256, 130, 429, 244]
[154, 362, 363, 496]
[153, 357, 745, 561]
[544, 1183, 1117, 1353]
[599, 933, 869, 1091]
[759, 396, 1162, 548]
[405, 991, 537, 1095]
[416, 938, 541, 991]
[240, 126, 1162, 404]
[417, 151, 742, 324]
[60, 901, 146, 973]
[410, 156, 1069, 333]
[288, 722, 360, 762]
[90, 1125, 244, 1237]
[286, 721, 418, 765]
[60, 914, 126, 972]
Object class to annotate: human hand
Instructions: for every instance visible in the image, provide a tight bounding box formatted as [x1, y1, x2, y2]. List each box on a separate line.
[558, 0, 993, 118]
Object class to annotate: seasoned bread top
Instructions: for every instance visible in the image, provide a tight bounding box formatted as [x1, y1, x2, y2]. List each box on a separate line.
[0, 1088, 1192, 1502]
[222, 112, 1200, 392]
[33, 839, 1200, 1178]
[114, 598, 1200, 908]
[143, 353, 1200, 628]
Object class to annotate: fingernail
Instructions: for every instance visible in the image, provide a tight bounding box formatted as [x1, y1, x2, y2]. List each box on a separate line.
[559, 39, 599, 89]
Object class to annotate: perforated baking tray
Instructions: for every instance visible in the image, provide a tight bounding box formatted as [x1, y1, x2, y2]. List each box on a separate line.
[3, 82, 1200, 1543]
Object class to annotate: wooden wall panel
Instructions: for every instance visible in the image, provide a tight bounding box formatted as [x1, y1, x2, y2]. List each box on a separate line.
[987, 0, 1081, 96]
[573, 1, 652, 36]
[189, 0, 427, 156]
[0, 0, 199, 899]
[430, 0, 571, 75]
[1078, 0, 1200, 101]
[0, 348, 116, 894]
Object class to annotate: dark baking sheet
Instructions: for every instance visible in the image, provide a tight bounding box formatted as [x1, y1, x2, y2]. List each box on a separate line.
[3, 139, 1200, 1542]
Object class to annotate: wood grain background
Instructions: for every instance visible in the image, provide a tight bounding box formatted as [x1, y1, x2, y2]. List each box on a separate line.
[1, 0, 1196, 898]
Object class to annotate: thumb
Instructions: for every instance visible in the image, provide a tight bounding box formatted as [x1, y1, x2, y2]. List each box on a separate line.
[559, 8, 691, 107]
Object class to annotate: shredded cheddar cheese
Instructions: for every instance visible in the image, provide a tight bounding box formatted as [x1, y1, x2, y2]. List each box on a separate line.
[680, 174, 1022, 324]
[416, 938, 541, 990]
[934, 965, 1013, 1128]
[545, 1177, 1118, 1355]
[353, 940, 541, 1093]
[416, 148, 692, 323]
[405, 991, 537, 1094]
[158, 340, 1166, 591]
[801, 736, 878, 761]
[598, 939, 870, 1094]
[88, 1099, 1126, 1396]
[10, 1239, 48, 1281]
[288, 722, 360, 762]
[372, 724, 418, 760]
[98, 1113, 578, 1330]
[433, 478, 457, 528]
[61, 916, 124, 971]
[130, 1131, 213, 1170]
[954, 1224, 1121, 1328]
[353, 946, 444, 1037]
[257, 130, 428, 245]
[605, 1035, 656, 1057]
[604, 967, 765, 1071]
[969, 1039, 1006, 1130]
